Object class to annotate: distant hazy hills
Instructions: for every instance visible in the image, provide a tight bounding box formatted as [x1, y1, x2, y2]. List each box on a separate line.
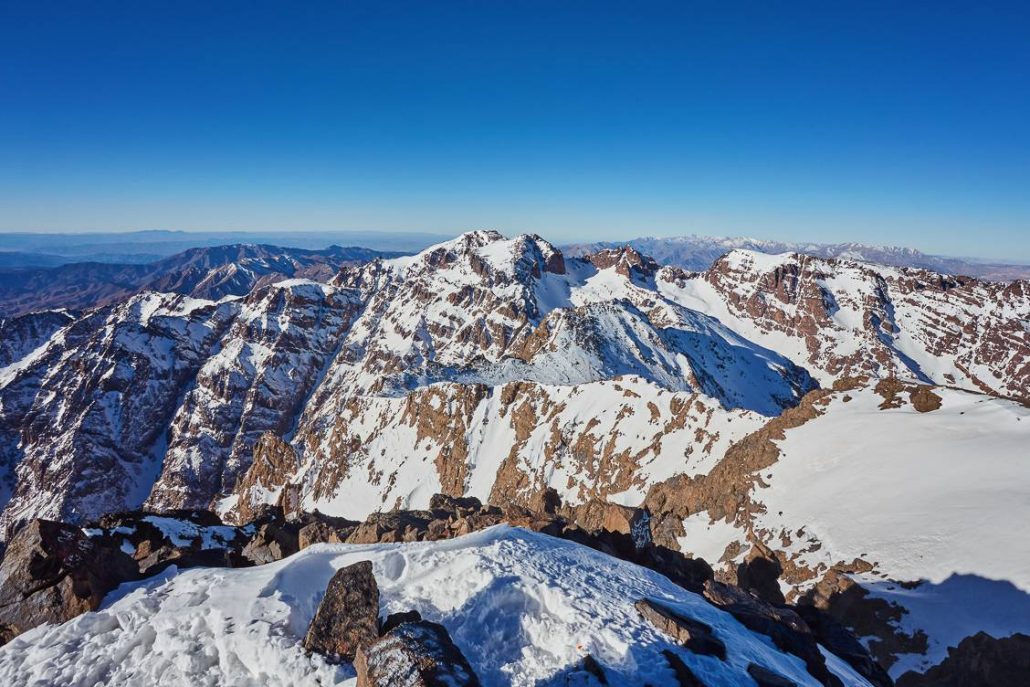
[563, 235, 1030, 280]
[0, 243, 396, 317]
[0, 229, 449, 265]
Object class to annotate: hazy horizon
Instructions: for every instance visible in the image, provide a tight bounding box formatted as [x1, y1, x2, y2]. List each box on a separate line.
[3, 226, 1030, 265]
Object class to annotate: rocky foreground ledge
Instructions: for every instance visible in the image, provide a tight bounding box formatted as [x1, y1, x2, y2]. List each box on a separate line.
[0, 495, 1021, 686]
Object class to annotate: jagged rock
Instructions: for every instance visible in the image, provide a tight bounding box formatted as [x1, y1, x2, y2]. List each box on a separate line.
[298, 520, 354, 549]
[703, 581, 841, 687]
[428, 494, 482, 514]
[241, 521, 300, 565]
[795, 605, 894, 687]
[304, 560, 380, 661]
[896, 632, 1030, 687]
[498, 504, 565, 537]
[661, 650, 708, 687]
[89, 510, 248, 575]
[747, 663, 798, 687]
[529, 487, 562, 516]
[634, 599, 726, 659]
[800, 567, 927, 671]
[0, 520, 137, 644]
[230, 433, 301, 524]
[355, 620, 480, 687]
[346, 511, 437, 545]
[380, 610, 423, 635]
[586, 246, 659, 280]
[565, 500, 652, 549]
[277, 483, 306, 522]
[636, 545, 714, 594]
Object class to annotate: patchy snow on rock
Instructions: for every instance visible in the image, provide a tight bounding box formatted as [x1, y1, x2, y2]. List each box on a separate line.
[0, 526, 871, 687]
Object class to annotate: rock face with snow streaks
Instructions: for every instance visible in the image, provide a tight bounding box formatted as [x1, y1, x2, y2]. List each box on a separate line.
[146, 279, 363, 512]
[0, 293, 237, 535]
[0, 231, 826, 533]
[659, 250, 1030, 400]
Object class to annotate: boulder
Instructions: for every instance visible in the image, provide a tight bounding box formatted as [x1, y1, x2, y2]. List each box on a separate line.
[241, 521, 300, 565]
[297, 517, 357, 550]
[304, 560, 380, 661]
[355, 620, 480, 686]
[635, 545, 713, 594]
[736, 543, 786, 605]
[566, 499, 652, 549]
[634, 599, 726, 659]
[346, 511, 436, 545]
[529, 486, 562, 516]
[0, 520, 137, 644]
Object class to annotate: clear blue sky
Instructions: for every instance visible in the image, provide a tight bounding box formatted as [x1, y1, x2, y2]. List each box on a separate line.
[1, 1, 1028, 260]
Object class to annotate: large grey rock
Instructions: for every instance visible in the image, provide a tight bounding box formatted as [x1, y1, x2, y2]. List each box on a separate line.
[303, 560, 380, 661]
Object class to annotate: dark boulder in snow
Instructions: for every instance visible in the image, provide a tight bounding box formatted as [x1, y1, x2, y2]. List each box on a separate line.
[0, 520, 137, 645]
[355, 620, 481, 687]
[303, 560, 380, 661]
[736, 543, 786, 605]
[634, 598, 726, 659]
[89, 510, 248, 575]
[297, 520, 354, 549]
[428, 493, 482, 514]
[565, 499, 652, 548]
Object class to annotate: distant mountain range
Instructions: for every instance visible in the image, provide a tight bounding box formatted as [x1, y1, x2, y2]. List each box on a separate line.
[0, 229, 449, 265]
[0, 243, 396, 317]
[563, 235, 1030, 280]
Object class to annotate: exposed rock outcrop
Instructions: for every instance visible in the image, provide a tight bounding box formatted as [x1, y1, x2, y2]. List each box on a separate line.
[355, 620, 481, 687]
[0, 520, 137, 644]
[303, 560, 381, 661]
[634, 598, 726, 659]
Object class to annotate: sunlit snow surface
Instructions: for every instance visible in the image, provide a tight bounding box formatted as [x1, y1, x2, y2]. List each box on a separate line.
[0, 527, 871, 687]
[672, 386, 1030, 678]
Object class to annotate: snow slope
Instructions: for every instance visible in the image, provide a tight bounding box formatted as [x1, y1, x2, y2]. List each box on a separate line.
[758, 387, 1030, 590]
[672, 385, 1030, 678]
[0, 526, 871, 687]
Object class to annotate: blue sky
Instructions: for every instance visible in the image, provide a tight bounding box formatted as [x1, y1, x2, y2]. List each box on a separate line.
[1, 1, 1028, 260]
